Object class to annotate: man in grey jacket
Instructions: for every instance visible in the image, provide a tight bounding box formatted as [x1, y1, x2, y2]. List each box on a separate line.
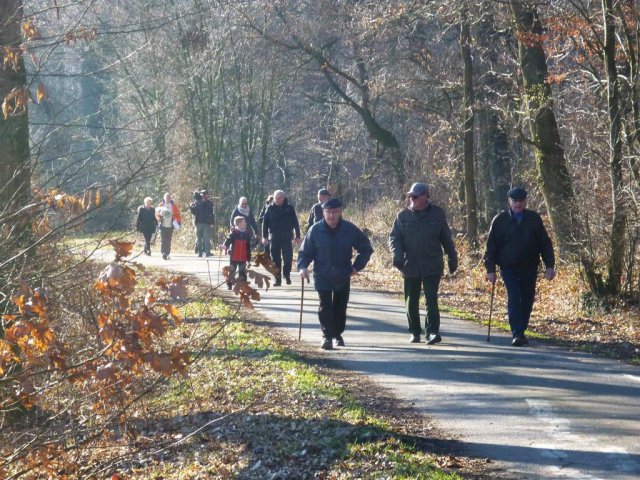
[389, 183, 458, 344]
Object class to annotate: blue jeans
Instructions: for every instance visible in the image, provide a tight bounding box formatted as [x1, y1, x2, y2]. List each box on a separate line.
[500, 267, 538, 337]
[194, 223, 212, 255]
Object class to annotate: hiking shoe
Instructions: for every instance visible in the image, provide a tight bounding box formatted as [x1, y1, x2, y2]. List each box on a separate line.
[334, 335, 345, 347]
[426, 334, 442, 345]
[410, 334, 421, 343]
[512, 335, 525, 347]
[320, 337, 333, 350]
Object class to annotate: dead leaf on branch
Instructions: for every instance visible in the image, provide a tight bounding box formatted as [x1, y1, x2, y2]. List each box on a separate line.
[253, 252, 279, 277]
[246, 269, 271, 291]
[108, 239, 134, 261]
[96, 262, 136, 295]
[21, 19, 42, 41]
[158, 303, 182, 325]
[36, 82, 48, 103]
[2, 86, 31, 119]
[168, 276, 188, 299]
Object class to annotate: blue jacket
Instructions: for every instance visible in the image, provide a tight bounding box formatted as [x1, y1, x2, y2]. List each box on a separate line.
[298, 219, 373, 290]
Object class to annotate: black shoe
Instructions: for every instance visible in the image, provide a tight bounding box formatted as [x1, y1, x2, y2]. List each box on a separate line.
[274, 276, 282, 287]
[521, 334, 529, 345]
[426, 333, 442, 345]
[410, 334, 421, 343]
[285, 276, 291, 285]
[512, 335, 525, 347]
[227, 282, 232, 290]
[334, 335, 345, 347]
[198, 252, 203, 257]
[320, 337, 333, 350]
[162, 254, 168, 260]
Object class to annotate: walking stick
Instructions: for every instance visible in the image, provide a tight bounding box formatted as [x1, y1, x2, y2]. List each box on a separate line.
[298, 276, 308, 341]
[487, 280, 496, 342]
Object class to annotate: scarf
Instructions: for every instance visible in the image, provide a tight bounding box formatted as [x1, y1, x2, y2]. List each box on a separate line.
[237, 205, 250, 216]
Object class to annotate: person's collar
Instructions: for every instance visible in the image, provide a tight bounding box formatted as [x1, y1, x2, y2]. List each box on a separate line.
[410, 202, 430, 212]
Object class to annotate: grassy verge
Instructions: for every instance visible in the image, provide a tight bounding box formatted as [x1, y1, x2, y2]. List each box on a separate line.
[103, 292, 493, 479]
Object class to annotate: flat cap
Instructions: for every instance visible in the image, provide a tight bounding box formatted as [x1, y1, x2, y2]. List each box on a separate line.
[508, 186, 527, 200]
[318, 188, 331, 196]
[407, 182, 429, 196]
[322, 198, 342, 209]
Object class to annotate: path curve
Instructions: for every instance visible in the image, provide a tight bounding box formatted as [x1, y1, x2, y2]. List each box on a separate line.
[131, 252, 640, 480]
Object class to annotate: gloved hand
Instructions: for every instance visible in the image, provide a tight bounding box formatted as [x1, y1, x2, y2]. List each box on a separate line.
[393, 258, 404, 272]
[448, 256, 458, 274]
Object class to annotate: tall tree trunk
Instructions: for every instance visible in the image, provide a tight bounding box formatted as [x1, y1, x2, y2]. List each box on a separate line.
[476, 9, 511, 225]
[509, 1, 581, 258]
[460, 7, 479, 248]
[0, 0, 30, 215]
[603, 0, 626, 294]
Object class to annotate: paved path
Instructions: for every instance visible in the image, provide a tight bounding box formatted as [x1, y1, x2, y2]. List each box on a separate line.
[129, 251, 640, 480]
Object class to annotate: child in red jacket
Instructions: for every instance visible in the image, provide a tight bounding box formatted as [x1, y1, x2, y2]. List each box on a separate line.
[223, 216, 253, 289]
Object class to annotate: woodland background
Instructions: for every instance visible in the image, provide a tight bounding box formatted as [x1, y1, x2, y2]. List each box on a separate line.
[2, 0, 640, 477]
[4, 0, 640, 297]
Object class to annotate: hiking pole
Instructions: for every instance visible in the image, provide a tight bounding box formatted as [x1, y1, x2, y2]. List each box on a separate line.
[298, 276, 308, 341]
[487, 280, 496, 342]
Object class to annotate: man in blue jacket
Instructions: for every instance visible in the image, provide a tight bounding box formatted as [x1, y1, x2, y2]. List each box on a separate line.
[484, 186, 556, 346]
[298, 199, 373, 350]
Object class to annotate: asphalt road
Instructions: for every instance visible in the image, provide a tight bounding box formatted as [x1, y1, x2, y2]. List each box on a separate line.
[128, 251, 640, 480]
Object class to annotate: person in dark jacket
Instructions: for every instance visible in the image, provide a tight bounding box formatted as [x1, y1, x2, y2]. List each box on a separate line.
[229, 196, 259, 238]
[306, 188, 331, 232]
[389, 183, 458, 345]
[484, 186, 556, 346]
[298, 198, 373, 350]
[257, 194, 274, 256]
[136, 197, 158, 255]
[261, 190, 301, 286]
[190, 189, 215, 257]
[224, 216, 253, 289]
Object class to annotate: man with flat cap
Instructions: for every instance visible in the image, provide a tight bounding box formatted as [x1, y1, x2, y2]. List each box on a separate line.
[390, 182, 458, 345]
[298, 198, 373, 350]
[306, 188, 332, 232]
[484, 186, 556, 346]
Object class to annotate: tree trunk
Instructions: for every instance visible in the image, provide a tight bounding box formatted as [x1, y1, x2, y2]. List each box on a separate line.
[460, 8, 479, 248]
[0, 0, 30, 215]
[603, 0, 626, 294]
[509, 1, 581, 258]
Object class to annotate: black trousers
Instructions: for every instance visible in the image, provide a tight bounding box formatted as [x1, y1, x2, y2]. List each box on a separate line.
[142, 228, 154, 253]
[317, 282, 351, 339]
[270, 237, 293, 278]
